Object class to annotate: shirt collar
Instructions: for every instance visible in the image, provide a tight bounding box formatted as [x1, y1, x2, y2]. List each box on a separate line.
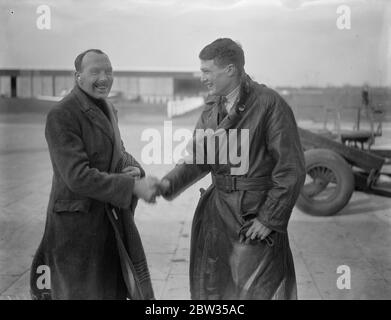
[223, 84, 241, 111]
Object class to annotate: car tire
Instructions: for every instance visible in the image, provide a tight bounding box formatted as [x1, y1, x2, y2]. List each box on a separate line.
[296, 148, 355, 216]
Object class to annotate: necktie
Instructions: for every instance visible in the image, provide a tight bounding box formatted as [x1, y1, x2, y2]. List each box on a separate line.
[218, 96, 228, 123]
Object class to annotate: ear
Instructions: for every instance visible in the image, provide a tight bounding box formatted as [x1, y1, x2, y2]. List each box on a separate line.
[226, 64, 236, 77]
[75, 71, 81, 83]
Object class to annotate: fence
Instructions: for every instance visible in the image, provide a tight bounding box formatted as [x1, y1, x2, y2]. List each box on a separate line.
[167, 96, 204, 118]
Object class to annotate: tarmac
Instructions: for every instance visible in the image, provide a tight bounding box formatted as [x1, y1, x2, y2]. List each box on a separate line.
[0, 111, 390, 300]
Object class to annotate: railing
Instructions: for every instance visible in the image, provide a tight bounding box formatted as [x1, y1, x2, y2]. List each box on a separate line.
[34, 95, 63, 102]
[167, 96, 204, 118]
[322, 104, 384, 149]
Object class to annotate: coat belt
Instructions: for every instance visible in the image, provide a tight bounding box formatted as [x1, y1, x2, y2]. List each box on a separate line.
[212, 174, 273, 193]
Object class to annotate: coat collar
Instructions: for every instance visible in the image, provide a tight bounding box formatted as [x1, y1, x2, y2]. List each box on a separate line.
[206, 74, 256, 131]
[72, 85, 114, 142]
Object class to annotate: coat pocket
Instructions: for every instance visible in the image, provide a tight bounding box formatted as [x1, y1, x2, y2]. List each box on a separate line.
[53, 199, 91, 214]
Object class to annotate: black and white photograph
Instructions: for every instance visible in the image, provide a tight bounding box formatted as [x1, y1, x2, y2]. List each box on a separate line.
[0, 0, 390, 304]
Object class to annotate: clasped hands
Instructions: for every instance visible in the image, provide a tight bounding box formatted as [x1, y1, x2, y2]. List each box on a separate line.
[122, 165, 169, 204]
[133, 176, 170, 204]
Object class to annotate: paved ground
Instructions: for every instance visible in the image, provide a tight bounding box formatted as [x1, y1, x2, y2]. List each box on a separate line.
[0, 111, 390, 300]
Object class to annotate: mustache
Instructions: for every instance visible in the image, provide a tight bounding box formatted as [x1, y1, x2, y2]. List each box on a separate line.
[94, 81, 109, 87]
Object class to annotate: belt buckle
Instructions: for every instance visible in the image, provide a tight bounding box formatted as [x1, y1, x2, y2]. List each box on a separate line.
[225, 176, 237, 193]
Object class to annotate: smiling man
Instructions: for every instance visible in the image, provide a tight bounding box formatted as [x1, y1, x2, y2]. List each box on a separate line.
[159, 38, 306, 299]
[30, 49, 158, 300]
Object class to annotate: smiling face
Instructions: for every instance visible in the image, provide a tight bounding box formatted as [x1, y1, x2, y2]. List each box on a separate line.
[200, 59, 235, 96]
[76, 52, 113, 99]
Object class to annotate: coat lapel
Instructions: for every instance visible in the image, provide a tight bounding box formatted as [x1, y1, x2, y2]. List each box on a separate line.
[203, 96, 219, 130]
[104, 100, 123, 173]
[72, 86, 115, 143]
[213, 79, 257, 132]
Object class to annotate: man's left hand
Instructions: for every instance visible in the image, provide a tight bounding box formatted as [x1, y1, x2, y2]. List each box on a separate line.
[245, 219, 272, 241]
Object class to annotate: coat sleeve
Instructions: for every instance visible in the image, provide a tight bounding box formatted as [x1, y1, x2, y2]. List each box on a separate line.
[162, 163, 209, 200]
[115, 140, 145, 178]
[45, 107, 135, 209]
[161, 108, 211, 200]
[256, 94, 306, 233]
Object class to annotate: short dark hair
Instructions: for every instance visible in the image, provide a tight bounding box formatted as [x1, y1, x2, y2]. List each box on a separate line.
[74, 49, 106, 72]
[199, 38, 245, 75]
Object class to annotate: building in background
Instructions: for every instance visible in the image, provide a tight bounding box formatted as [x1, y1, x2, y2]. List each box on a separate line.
[0, 69, 204, 105]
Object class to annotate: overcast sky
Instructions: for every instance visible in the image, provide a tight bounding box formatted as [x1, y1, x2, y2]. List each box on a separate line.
[1, 0, 390, 86]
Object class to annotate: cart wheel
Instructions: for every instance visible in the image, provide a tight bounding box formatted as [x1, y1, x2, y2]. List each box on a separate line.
[297, 148, 354, 216]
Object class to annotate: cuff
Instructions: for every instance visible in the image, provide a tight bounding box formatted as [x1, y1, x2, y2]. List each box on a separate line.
[112, 174, 135, 208]
[256, 196, 291, 233]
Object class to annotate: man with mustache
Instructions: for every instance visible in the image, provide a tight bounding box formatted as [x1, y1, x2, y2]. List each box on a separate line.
[159, 38, 306, 299]
[30, 49, 158, 300]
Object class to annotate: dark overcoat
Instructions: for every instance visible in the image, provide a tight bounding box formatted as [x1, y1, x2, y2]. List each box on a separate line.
[163, 77, 306, 299]
[30, 86, 154, 300]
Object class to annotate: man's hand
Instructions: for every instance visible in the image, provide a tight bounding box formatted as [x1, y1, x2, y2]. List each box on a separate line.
[133, 176, 160, 203]
[239, 219, 272, 243]
[121, 166, 141, 179]
[158, 178, 171, 198]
